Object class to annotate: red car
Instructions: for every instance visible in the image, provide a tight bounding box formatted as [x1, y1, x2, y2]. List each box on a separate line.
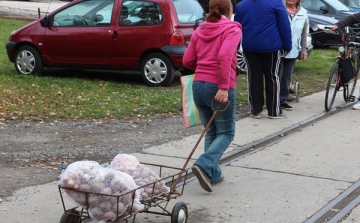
[6, 0, 205, 86]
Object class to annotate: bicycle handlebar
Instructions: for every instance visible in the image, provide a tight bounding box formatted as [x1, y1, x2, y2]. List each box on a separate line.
[317, 24, 360, 37]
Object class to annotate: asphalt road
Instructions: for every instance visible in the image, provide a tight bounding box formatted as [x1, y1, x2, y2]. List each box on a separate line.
[0, 0, 67, 21]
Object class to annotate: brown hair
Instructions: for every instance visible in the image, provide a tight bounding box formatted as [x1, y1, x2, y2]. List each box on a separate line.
[206, 0, 232, 22]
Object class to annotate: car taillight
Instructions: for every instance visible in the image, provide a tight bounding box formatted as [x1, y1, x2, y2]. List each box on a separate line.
[170, 31, 185, 45]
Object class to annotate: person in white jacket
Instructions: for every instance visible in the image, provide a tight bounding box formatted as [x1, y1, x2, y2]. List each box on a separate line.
[278, 0, 309, 111]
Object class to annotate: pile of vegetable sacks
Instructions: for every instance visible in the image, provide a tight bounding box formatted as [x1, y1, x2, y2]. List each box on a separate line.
[58, 154, 171, 222]
[58, 160, 144, 222]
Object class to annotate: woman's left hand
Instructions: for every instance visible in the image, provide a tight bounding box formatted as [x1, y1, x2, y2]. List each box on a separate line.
[301, 51, 308, 61]
[214, 89, 229, 104]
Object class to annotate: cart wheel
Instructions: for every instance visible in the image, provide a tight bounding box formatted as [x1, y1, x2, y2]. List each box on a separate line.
[294, 82, 300, 102]
[59, 210, 82, 223]
[171, 202, 188, 223]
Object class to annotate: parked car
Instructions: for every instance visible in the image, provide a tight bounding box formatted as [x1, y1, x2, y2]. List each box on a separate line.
[5, 0, 206, 87]
[338, 0, 360, 12]
[307, 13, 342, 47]
[302, 0, 360, 47]
[301, 0, 356, 20]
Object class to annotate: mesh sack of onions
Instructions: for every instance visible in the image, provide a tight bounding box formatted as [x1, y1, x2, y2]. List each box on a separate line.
[58, 160, 144, 222]
[110, 154, 170, 201]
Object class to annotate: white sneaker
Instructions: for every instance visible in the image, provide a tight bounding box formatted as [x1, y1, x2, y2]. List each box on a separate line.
[250, 113, 262, 119]
[352, 100, 360, 110]
[268, 113, 287, 119]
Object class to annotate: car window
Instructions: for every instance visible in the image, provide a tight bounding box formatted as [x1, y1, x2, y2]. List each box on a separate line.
[326, 0, 352, 10]
[301, 0, 324, 10]
[53, 0, 114, 27]
[302, 0, 351, 11]
[173, 0, 206, 23]
[349, 0, 360, 7]
[119, 0, 162, 26]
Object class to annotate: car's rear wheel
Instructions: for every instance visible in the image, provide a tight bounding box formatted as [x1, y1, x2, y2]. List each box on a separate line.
[14, 45, 43, 75]
[141, 53, 175, 87]
[237, 49, 248, 74]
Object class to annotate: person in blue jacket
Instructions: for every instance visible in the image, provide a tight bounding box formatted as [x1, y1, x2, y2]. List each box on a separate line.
[234, 0, 292, 119]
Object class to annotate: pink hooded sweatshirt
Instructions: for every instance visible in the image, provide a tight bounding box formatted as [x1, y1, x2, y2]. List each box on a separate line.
[183, 17, 242, 90]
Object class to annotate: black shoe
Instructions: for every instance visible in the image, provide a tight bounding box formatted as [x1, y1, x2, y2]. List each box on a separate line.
[191, 164, 212, 192]
[281, 103, 293, 111]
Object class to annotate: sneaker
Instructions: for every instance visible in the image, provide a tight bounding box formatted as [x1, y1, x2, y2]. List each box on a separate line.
[250, 112, 262, 119]
[352, 100, 360, 110]
[211, 176, 224, 186]
[191, 164, 212, 192]
[268, 113, 287, 119]
[281, 103, 293, 111]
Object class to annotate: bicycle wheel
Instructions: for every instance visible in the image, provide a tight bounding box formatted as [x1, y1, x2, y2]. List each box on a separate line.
[325, 58, 341, 111]
[344, 53, 359, 101]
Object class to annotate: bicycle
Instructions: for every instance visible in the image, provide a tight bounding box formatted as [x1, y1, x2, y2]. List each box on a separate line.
[323, 26, 360, 112]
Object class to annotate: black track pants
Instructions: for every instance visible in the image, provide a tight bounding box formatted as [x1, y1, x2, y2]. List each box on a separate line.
[245, 51, 283, 117]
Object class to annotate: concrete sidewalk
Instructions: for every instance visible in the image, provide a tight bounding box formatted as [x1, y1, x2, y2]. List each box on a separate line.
[0, 88, 359, 223]
[1, 1, 359, 222]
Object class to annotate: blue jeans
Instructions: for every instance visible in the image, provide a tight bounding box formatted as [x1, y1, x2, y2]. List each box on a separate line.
[192, 81, 236, 183]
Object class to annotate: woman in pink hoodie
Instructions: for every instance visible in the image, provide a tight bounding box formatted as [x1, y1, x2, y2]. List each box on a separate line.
[183, 0, 242, 193]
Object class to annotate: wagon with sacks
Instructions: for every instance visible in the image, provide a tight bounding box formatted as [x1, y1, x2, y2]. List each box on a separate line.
[58, 154, 188, 223]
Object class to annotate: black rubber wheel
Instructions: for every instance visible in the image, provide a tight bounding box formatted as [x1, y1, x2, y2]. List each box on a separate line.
[14, 45, 43, 75]
[295, 81, 300, 102]
[59, 210, 82, 223]
[325, 58, 340, 111]
[141, 53, 175, 87]
[237, 49, 248, 74]
[171, 202, 188, 223]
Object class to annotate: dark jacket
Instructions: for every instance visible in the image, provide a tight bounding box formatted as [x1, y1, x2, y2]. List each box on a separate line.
[234, 0, 292, 53]
[335, 12, 360, 29]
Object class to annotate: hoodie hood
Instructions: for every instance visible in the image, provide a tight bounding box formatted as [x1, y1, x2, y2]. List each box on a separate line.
[196, 18, 242, 42]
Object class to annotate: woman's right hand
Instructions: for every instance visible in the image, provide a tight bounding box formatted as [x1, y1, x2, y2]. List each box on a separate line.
[331, 25, 338, 31]
[214, 89, 229, 104]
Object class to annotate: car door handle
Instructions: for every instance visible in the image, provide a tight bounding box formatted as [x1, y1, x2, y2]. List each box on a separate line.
[111, 30, 117, 39]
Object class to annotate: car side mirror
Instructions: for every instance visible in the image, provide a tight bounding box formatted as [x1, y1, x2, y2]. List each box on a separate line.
[195, 18, 204, 29]
[40, 16, 49, 27]
[94, 14, 104, 22]
[320, 6, 329, 13]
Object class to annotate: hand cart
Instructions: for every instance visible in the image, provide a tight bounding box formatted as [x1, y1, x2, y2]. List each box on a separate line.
[58, 163, 189, 223]
[58, 100, 229, 223]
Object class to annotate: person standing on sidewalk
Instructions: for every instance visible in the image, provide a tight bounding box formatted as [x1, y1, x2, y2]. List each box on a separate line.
[234, 0, 292, 119]
[331, 13, 360, 110]
[279, 0, 309, 111]
[182, 0, 242, 192]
